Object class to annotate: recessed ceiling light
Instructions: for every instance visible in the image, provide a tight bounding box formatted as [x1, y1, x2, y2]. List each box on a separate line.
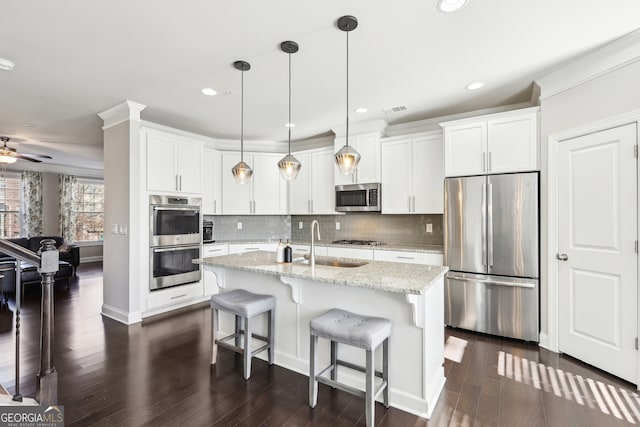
[0, 58, 15, 71]
[200, 87, 217, 96]
[285, 123, 295, 128]
[355, 107, 367, 114]
[437, 0, 468, 13]
[466, 81, 484, 90]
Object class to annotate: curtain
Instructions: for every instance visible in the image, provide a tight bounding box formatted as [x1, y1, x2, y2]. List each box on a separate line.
[59, 174, 77, 242]
[20, 170, 43, 237]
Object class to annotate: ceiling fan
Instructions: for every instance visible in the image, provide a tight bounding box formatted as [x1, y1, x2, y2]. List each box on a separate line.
[0, 136, 53, 163]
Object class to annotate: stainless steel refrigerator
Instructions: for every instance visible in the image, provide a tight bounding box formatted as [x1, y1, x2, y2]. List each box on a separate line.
[444, 172, 539, 341]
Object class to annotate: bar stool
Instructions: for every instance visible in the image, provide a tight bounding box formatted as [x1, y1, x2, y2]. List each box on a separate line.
[309, 308, 391, 427]
[210, 289, 276, 380]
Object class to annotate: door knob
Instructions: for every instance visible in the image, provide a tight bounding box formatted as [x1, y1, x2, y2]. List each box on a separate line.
[556, 253, 569, 261]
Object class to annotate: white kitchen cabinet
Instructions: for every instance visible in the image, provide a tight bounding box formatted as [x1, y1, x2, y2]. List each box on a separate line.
[289, 148, 336, 214]
[221, 152, 287, 215]
[334, 132, 382, 185]
[373, 249, 443, 266]
[326, 246, 374, 260]
[442, 107, 538, 177]
[203, 244, 229, 295]
[202, 149, 222, 214]
[228, 243, 278, 254]
[146, 130, 203, 194]
[146, 281, 203, 310]
[381, 132, 444, 214]
[290, 244, 328, 257]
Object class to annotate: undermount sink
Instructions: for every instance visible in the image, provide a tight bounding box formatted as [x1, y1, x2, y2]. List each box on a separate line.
[292, 256, 368, 268]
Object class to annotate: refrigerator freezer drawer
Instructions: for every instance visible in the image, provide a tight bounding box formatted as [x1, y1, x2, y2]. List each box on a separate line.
[445, 272, 539, 341]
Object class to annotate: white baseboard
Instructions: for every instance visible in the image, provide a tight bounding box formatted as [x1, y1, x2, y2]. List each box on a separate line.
[101, 304, 142, 325]
[538, 332, 553, 351]
[81, 256, 103, 263]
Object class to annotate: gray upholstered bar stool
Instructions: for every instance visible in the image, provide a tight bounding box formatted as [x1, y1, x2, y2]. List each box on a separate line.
[210, 289, 276, 380]
[309, 308, 391, 427]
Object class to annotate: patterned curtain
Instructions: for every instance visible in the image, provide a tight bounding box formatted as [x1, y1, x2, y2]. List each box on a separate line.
[20, 170, 44, 237]
[59, 174, 77, 242]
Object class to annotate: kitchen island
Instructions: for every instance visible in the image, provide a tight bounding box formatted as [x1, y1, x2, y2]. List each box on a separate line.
[195, 251, 448, 419]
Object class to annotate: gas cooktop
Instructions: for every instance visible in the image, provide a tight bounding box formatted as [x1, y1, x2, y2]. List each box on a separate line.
[332, 239, 384, 246]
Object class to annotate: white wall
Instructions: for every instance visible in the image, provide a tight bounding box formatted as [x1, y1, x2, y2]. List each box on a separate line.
[539, 59, 640, 335]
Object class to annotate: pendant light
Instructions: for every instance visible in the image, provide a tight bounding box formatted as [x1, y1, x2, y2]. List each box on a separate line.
[334, 15, 361, 176]
[277, 41, 301, 180]
[231, 60, 253, 185]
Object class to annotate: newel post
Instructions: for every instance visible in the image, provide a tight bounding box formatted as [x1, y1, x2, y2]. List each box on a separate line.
[35, 239, 59, 406]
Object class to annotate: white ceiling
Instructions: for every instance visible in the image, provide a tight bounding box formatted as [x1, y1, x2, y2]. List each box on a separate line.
[1, 0, 640, 172]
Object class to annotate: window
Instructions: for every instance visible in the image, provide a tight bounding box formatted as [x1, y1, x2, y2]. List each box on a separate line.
[0, 175, 21, 238]
[72, 180, 104, 242]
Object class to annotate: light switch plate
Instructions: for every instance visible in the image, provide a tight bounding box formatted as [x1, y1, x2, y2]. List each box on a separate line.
[298, 222, 303, 229]
[111, 224, 118, 234]
[119, 225, 128, 235]
[426, 223, 433, 233]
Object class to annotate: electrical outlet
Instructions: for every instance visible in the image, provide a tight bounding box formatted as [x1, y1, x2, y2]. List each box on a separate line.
[111, 224, 118, 234]
[336, 222, 341, 230]
[298, 221, 303, 229]
[426, 223, 433, 234]
[237, 222, 243, 230]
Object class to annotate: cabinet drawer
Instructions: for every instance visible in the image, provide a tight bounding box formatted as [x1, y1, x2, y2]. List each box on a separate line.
[290, 244, 327, 257]
[373, 250, 443, 265]
[203, 245, 229, 257]
[147, 282, 203, 309]
[326, 247, 374, 260]
[228, 243, 277, 254]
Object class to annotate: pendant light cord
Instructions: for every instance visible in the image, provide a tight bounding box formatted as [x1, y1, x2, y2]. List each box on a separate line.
[288, 51, 292, 156]
[240, 68, 244, 163]
[345, 30, 350, 148]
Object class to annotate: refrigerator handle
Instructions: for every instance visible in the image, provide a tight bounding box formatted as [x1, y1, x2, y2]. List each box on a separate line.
[481, 182, 487, 266]
[487, 182, 494, 268]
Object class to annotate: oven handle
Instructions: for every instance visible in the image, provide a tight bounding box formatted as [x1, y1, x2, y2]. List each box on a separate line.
[153, 206, 200, 212]
[152, 245, 201, 253]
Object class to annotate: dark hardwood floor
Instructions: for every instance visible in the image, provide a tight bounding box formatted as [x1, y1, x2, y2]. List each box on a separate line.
[0, 263, 638, 426]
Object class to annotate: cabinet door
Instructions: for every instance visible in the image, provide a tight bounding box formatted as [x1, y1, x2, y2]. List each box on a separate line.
[177, 142, 203, 193]
[253, 153, 286, 214]
[202, 149, 222, 214]
[221, 153, 251, 214]
[381, 139, 412, 214]
[353, 133, 381, 184]
[487, 113, 538, 173]
[444, 122, 487, 177]
[289, 153, 311, 214]
[412, 136, 444, 213]
[147, 132, 178, 192]
[310, 149, 336, 214]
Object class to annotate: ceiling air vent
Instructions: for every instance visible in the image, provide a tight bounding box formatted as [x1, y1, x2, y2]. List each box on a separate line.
[383, 105, 409, 114]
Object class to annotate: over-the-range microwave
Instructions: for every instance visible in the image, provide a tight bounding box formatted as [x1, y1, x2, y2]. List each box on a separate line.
[335, 183, 381, 212]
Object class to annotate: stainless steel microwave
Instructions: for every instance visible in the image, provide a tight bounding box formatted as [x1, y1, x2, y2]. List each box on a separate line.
[335, 183, 381, 212]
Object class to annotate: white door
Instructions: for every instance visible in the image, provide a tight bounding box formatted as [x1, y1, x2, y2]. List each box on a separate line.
[558, 123, 638, 383]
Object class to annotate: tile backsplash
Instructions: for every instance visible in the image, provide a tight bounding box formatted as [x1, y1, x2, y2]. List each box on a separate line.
[206, 213, 443, 247]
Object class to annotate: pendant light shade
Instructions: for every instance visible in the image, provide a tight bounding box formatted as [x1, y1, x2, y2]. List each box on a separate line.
[278, 41, 301, 180]
[334, 15, 361, 175]
[231, 60, 253, 185]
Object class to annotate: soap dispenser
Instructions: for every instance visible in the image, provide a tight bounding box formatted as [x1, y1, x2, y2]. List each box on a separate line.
[284, 240, 293, 263]
[276, 239, 285, 263]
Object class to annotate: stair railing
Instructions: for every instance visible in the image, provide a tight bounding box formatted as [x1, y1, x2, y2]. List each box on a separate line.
[0, 238, 59, 406]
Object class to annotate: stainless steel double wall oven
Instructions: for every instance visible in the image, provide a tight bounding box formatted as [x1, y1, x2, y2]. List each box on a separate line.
[149, 195, 202, 291]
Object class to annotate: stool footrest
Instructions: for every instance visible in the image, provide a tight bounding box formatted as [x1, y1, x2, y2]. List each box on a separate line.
[216, 332, 271, 356]
[315, 374, 388, 402]
[336, 359, 384, 379]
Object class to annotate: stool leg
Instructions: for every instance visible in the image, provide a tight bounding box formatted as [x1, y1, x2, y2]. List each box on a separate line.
[243, 316, 252, 380]
[309, 334, 318, 408]
[267, 308, 275, 365]
[365, 349, 375, 427]
[235, 315, 242, 347]
[383, 337, 390, 408]
[330, 340, 338, 382]
[211, 308, 219, 365]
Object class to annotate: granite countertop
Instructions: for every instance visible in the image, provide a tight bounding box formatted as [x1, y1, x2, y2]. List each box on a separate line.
[204, 240, 444, 254]
[195, 250, 448, 295]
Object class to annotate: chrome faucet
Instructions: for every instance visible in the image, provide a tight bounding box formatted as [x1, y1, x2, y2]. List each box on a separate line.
[310, 220, 321, 267]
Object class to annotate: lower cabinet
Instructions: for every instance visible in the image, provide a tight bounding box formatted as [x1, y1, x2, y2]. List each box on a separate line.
[147, 281, 204, 310]
[290, 244, 328, 257]
[326, 246, 375, 260]
[203, 244, 230, 296]
[373, 250, 443, 266]
[228, 243, 278, 254]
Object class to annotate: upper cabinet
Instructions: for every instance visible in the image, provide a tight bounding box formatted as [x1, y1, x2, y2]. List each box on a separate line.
[202, 149, 222, 214]
[334, 132, 382, 185]
[221, 152, 287, 215]
[289, 147, 336, 215]
[441, 107, 539, 177]
[381, 132, 444, 214]
[146, 130, 203, 194]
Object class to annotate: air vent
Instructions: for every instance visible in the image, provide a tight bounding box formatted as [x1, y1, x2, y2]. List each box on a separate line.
[383, 105, 409, 114]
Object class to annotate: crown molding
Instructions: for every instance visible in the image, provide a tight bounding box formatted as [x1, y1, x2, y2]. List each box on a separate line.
[439, 105, 539, 128]
[331, 119, 388, 138]
[3, 162, 104, 178]
[98, 100, 146, 129]
[535, 28, 640, 100]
